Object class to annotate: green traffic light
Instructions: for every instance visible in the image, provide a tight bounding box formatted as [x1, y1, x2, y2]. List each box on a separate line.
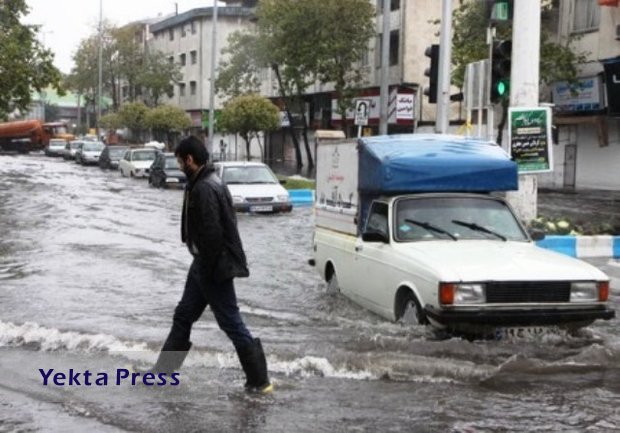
[497, 80, 508, 96]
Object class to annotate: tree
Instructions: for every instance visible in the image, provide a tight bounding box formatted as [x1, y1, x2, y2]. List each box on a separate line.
[257, 0, 374, 167]
[144, 105, 191, 146]
[99, 112, 123, 130]
[218, 94, 280, 161]
[451, 0, 587, 144]
[218, 0, 375, 171]
[0, 0, 63, 119]
[118, 102, 148, 141]
[138, 51, 182, 106]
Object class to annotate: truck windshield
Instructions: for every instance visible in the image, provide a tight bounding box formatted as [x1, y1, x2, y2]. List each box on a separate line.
[394, 197, 528, 242]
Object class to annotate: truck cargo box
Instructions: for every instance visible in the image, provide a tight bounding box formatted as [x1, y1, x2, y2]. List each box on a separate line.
[358, 134, 518, 193]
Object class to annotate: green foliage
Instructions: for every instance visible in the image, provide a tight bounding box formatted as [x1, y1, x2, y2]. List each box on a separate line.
[529, 216, 619, 236]
[118, 102, 148, 131]
[257, 0, 375, 125]
[216, 31, 265, 98]
[218, 94, 280, 160]
[144, 105, 191, 132]
[451, 1, 586, 89]
[277, 175, 315, 190]
[99, 113, 123, 130]
[0, 0, 63, 119]
[67, 23, 181, 111]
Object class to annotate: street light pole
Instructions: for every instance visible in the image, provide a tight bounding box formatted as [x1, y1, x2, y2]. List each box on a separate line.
[207, 0, 219, 154]
[97, 0, 103, 139]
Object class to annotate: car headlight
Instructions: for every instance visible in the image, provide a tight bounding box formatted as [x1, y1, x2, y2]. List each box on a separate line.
[439, 283, 486, 305]
[276, 195, 289, 202]
[232, 196, 244, 204]
[570, 282, 598, 302]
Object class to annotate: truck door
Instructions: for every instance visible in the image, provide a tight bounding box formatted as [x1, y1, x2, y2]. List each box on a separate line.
[353, 201, 392, 312]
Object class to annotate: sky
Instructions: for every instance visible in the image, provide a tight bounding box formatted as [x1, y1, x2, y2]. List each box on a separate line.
[24, 0, 222, 74]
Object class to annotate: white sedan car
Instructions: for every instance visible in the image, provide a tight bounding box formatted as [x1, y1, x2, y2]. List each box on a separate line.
[214, 162, 292, 213]
[118, 148, 158, 178]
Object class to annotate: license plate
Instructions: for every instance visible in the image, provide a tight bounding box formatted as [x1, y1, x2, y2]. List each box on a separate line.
[250, 205, 273, 212]
[495, 326, 547, 340]
[166, 178, 179, 183]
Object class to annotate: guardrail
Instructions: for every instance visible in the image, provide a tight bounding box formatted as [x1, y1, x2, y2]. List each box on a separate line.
[289, 189, 314, 206]
[536, 235, 620, 259]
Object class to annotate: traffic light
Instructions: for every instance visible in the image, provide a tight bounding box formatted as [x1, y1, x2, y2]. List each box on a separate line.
[424, 44, 440, 104]
[490, 39, 511, 103]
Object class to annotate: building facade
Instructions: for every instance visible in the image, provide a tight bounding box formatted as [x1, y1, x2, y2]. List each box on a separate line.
[538, 0, 620, 190]
[148, 5, 255, 141]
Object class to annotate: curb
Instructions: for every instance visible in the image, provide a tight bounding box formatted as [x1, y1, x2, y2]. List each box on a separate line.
[289, 189, 314, 206]
[536, 235, 620, 259]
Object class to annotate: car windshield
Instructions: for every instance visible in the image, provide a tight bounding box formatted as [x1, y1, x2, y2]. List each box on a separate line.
[70, 141, 82, 149]
[133, 150, 156, 161]
[109, 147, 129, 157]
[222, 166, 278, 184]
[165, 157, 180, 169]
[83, 142, 104, 151]
[50, 140, 65, 147]
[394, 196, 528, 242]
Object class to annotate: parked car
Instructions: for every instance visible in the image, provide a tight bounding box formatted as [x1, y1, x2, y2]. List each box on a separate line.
[63, 140, 84, 160]
[99, 145, 130, 170]
[75, 141, 105, 165]
[44, 139, 67, 157]
[118, 148, 157, 178]
[148, 152, 186, 188]
[213, 162, 292, 213]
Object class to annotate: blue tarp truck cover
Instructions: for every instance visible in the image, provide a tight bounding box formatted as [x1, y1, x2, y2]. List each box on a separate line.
[358, 134, 518, 193]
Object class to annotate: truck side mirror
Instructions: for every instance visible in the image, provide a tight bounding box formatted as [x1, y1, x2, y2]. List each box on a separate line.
[528, 228, 546, 241]
[362, 230, 389, 243]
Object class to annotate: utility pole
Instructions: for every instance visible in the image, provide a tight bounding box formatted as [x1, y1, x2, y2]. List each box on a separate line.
[436, 0, 453, 133]
[506, 0, 541, 222]
[207, 0, 219, 155]
[379, 0, 390, 135]
[96, 0, 103, 139]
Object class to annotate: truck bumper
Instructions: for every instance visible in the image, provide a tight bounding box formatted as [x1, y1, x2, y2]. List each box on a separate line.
[425, 305, 615, 327]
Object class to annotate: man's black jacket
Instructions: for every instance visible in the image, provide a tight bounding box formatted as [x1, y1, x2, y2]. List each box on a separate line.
[181, 164, 249, 282]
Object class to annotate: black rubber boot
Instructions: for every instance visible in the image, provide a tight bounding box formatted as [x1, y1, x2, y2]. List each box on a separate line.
[235, 338, 272, 393]
[151, 339, 192, 374]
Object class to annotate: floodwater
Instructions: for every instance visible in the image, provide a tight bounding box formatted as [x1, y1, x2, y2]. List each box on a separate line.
[0, 154, 618, 433]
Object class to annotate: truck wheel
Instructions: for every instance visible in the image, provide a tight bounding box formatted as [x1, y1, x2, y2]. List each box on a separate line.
[396, 290, 426, 325]
[326, 267, 340, 294]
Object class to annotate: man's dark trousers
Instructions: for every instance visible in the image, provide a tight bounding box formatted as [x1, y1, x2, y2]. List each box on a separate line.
[165, 258, 253, 350]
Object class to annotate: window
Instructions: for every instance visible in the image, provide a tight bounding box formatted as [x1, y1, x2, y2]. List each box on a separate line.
[167, 85, 174, 97]
[366, 202, 390, 240]
[376, 31, 400, 67]
[389, 30, 399, 66]
[378, 0, 400, 12]
[190, 81, 197, 95]
[181, 25, 187, 37]
[179, 83, 186, 96]
[190, 50, 197, 65]
[168, 56, 174, 64]
[169, 28, 174, 41]
[191, 21, 197, 35]
[180, 53, 186, 66]
[361, 48, 369, 67]
[572, 0, 600, 32]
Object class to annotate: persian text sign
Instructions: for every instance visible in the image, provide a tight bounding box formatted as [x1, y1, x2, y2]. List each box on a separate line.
[508, 107, 553, 173]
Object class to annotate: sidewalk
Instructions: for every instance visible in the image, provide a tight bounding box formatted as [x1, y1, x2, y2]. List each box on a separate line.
[537, 188, 620, 232]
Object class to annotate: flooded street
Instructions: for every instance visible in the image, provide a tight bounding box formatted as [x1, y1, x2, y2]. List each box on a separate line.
[1, 153, 619, 433]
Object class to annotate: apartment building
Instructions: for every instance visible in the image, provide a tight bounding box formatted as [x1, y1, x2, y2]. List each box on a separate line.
[538, 0, 620, 190]
[148, 3, 255, 133]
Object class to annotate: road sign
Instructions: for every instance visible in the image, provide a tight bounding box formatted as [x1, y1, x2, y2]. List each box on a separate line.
[354, 99, 370, 126]
[508, 107, 553, 173]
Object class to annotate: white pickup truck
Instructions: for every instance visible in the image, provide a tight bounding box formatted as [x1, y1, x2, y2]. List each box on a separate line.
[312, 134, 615, 335]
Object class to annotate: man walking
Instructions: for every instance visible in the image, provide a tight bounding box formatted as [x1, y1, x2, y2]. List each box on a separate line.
[148, 135, 271, 393]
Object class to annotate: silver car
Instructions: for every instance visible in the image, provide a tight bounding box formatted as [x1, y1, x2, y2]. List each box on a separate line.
[63, 140, 84, 160]
[45, 139, 67, 157]
[75, 141, 105, 165]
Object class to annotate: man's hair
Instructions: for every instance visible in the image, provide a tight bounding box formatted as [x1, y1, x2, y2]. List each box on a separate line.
[175, 135, 209, 165]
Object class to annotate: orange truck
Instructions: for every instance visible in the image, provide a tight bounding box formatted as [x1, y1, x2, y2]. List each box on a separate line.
[0, 120, 75, 153]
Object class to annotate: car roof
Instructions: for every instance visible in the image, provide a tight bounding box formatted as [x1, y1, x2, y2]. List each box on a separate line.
[216, 161, 268, 168]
